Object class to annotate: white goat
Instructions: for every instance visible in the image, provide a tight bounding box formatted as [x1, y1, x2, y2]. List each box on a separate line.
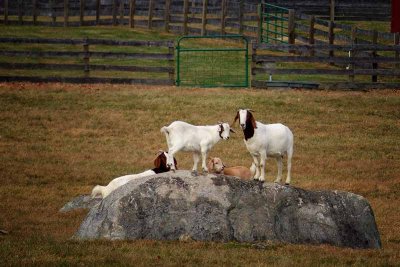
[160, 121, 234, 175]
[233, 109, 294, 184]
[91, 151, 177, 198]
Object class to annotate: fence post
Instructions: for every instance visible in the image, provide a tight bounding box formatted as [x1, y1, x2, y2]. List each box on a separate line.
[33, 0, 37, 25]
[395, 33, 399, 69]
[83, 38, 90, 78]
[165, 0, 171, 32]
[308, 15, 315, 56]
[349, 26, 357, 82]
[257, 4, 262, 43]
[201, 0, 208, 36]
[372, 30, 378, 82]
[148, 0, 154, 29]
[191, 0, 196, 19]
[4, 0, 8, 25]
[50, 0, 56, 25]
[183, 0, 189, 35]
[119, 0, 124, 25]
[239, 0, 244, 34]
[80, 0, 85, 26]
[220, 0, 227, 35]
[251, 41, 257, 88]
[168, 42, 175, 83]
[96, 0, 100, 24]
[112, 0, 117, 26]
[64, 0, 69, 27]
[330, 0, 335, 21]
[129, 0, 136, 28]
[288, 9, 295, 53]
[328, 21, 335, 62]
[18, 0, 23, 25]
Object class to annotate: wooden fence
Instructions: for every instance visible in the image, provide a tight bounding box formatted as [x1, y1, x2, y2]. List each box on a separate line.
[0, 37, 175, 85]
[1, 1, 397, 48]
[251, 43, 400, 90]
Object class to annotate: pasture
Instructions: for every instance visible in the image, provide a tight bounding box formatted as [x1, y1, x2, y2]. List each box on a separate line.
[0, 82, 399, 265]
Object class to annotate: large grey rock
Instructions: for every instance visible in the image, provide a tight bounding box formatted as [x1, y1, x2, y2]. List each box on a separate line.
[74, 170, 381, 249]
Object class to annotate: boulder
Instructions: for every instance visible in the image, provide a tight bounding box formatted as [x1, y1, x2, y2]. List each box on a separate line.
[73, 170, 381, 249]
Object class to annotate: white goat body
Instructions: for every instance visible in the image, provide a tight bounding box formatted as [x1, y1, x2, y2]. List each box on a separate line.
[161, 121, 233, 174]
[91, 151, 175, 198]
[91, 170, 156, 199]
[234, 109, 294, 184]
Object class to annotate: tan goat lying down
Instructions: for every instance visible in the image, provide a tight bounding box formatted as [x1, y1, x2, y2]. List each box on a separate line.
[207, 157, 252, 180]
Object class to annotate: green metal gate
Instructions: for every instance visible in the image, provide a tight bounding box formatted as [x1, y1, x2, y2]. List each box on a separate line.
[259, 1, 289, 43]
[176, 35, 249, 87]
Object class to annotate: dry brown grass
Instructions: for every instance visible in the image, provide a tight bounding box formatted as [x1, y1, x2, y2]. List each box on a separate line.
[0, 82, 399, 266]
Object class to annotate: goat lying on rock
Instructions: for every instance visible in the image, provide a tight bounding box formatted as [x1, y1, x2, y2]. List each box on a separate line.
[207, 157, 252, 180]
[91, 151, 177, 198]
[161, 121, 234, 175]
[233, 109, 294, 184]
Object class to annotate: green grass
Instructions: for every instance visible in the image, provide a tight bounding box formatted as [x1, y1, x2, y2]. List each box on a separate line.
[0, 83, 399, 265]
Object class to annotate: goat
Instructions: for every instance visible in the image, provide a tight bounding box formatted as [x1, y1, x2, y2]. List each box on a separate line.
[91, 151, 177, 199]
[160, 121, 234, 175]
[233, 109, 294, 185]
[207, 157, 252, 180]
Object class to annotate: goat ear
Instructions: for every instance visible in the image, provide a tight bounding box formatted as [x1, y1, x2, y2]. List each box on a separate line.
[232, 111, 239, 126]
[154, 154, 162, 168]
[248, 112, 257, 129]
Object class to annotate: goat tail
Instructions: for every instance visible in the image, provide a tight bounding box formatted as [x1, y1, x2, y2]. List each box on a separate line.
[91, 185, 105, 199]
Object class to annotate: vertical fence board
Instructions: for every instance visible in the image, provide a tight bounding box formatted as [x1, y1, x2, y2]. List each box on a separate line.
[50, 0, 56, 24]
[183, 0, 189, 35]
[168, 43, 175, 83]
[257, 4, 261, 43]
[288, 9, 295, 53]
[165, 0, 171, 32]
[80, 0, 85, 26]
[395, 33, 400, 69]
[372, 30, 378, 82]
[32, 0, 37, 25]
[148, 0, 154, 29]
[349, 26, 357, 81]
[18, 0, 23, 25]
[83, 38, 90, 77]
[64, 0, 69, 27]
[201, 0, 208, 36]
[4, 0, 8, 25]
[129, 0, 136, 28]
[309, 15, 315, 56]
[96, 0, 100, 24]
[330, 0, 335, 21]
[112, 0, 117, 26]
[328, 21, 335, 60]
[119, 0, 124, 25]
[221, 0, 227, 35]
[239, 0, 244, 34]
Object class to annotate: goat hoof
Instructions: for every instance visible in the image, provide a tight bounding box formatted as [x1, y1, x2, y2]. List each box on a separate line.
[284, 183, 290, 186]
[191, 171, 198, 177]
[202, 171, 209, 176]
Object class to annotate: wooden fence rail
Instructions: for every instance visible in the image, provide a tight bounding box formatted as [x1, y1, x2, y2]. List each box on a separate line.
[252, 43, 400, 90]
[0, 37, 175, 85]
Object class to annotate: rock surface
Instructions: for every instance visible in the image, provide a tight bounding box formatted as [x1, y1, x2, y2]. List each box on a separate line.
[73, 170, 381, 249]
[59, 195, 101, 213]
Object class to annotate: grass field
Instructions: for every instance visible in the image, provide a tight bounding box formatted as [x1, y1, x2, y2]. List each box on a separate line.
[0, 82, 399, 265]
